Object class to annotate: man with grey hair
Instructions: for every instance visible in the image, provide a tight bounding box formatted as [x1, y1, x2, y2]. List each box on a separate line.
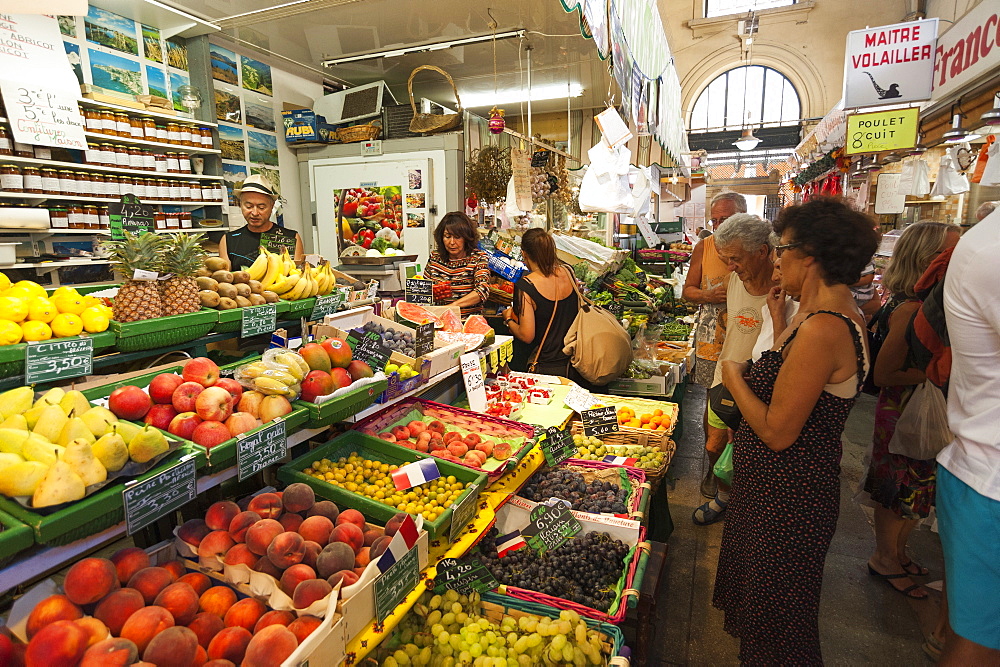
[976, 200, 998, 222]
[685, 192, 748, 499]
[694, 212, 776, 526]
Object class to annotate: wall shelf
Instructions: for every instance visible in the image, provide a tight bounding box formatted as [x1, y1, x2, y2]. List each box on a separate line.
[78, 98, 219, 128]
[0, 192, 222, 206]
[0, 154, 223, 180]
[83, 131, 220, 155]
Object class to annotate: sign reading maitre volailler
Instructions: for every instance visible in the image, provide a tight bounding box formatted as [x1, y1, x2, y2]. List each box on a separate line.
[843, 19, 939, 109]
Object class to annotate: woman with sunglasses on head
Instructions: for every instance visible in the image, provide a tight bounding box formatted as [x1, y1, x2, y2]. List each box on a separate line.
[713, 197, 880, 665]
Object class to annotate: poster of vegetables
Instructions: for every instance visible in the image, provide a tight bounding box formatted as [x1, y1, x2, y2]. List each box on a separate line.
[334, 185, 405, 257]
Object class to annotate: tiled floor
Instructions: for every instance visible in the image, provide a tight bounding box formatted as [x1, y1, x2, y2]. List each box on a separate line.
[646, 386, 944, 666]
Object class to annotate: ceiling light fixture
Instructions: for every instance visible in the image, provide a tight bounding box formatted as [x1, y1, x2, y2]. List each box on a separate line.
[322, 30, 524, 67]
[461, 83, 584, 108]
[734, 127, 761, 151]
[978, 92, 1000, 128]
[942, 112, 983, 143]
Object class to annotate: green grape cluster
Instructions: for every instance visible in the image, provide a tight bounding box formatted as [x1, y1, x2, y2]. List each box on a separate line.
[379, 589, 608, 667]
[571, 434, 666, 471]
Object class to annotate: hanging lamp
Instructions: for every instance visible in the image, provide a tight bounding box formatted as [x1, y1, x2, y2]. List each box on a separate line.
[978, 92, 1000, 128]
[942, 112, 982, 143]
[734, 127, 761, 151]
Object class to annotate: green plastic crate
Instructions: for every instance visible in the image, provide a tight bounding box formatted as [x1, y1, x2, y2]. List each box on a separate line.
[0, 329, 116, 378]
[293, 379, 387, 428]
[280, 296, 316, 321]
[212, 301, 289, 334]
[112, 309, 218, 352]
[188, 405, 310, 470]
[277, 430, 487, 540]
[0, 508, 34, 568]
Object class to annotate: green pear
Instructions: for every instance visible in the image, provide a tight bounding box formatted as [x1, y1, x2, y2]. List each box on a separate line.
[0, 386, 34, 419]
[112, 421, 141, 443]
[31, 387, 64, 410]
[92, 432, 128, 472]
[22, 404, 47, 430]
[0, 460, 49, 497]
[128, 425, 169, 463]
[0, 428, 31, 456]
[59, 390, 92, 418]
[81, 407, 118, 438]
[32, 405, 68, 444]
[0, 414, 27, 430]
[32, 460, 86, 508]
[61, 438, 106, 486]
[23, 436, 63, 467]
[58, 418, 96, 448]
[0, 452, 24, 471]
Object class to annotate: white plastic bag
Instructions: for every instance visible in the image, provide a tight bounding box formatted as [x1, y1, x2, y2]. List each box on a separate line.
[579, 140, 632, 213]
[887, 381, 953, 460]
[930, 150, 969, 196]
[981, 136, 1000, 186]
[504, 176, 525, 218]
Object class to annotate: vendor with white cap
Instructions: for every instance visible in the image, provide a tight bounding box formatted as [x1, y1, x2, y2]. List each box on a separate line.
[218, 174, 304, 270]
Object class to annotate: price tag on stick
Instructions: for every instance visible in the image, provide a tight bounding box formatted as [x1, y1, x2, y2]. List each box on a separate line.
[433, 556, 499, 595]
[237, 419, 287, 481]
[581, 406, 620, 437]
[542, 427, 576, 467]
[460, 352, 487, 413]
[346, 330, 392, 370]
[449, 483, 479, 543]
[374, 546, 419, 622]
[25, 337, 93, 384]
[109, 194, 154, 241]
[241, 303, 278, 338]
[521, 503, 582, 555]
[123, 456, 197, 535]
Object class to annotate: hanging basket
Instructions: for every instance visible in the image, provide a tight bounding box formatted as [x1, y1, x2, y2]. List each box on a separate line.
[407, 65, 462, 134]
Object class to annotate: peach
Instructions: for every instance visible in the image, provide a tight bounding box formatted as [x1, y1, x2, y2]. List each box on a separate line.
[252, 556, 282, 578]
[94, 588, 144, 636]
[447, 442, 469, 457]
[206, 626, 251, 664]
[415, 439, 429, 453]
[282, 482, 315, 513]
[161, 560, 185, 580]
[194, 645, 208, 667]
[186, 612, 225, 649]
[429, 438, 447, 453]
[302, 540, 322, 569]
[183, 357, 220, 387]
[64, 557, 119, 605]
[75, 617, 109, 647]
[279, 512, 304, 532]
[267, 531, 305, 569]
[245, 519, 283, 556]
[493, 441, 512, 459]
[336, 508, 366, 529]
[428, 420, 447, 434]
[143, 626, 198, 667]
[463, 452, 483, 467]
[222, 598, 265, 633]
[286, 615, 322, 643]
[326, 569, 359, 588]
[384, 511, 409, 537]
[242, 625, 298, 667]
[391, 425, 411, 440]
[464, 433, 482, 446]
[203, 661, 236, 667]
[177, 572, 213, 596]
[205, 501, 241, 531]
[127, 567, 175, 605]
[316, 542, 356, 579]
[354, 547, 371, 568]
[291, 578, 332, 608]
[154, 582, 200, 626]
[298, 515, 333, 546]
[247, 492, 283, 519]
[254, 610, 295, 632]
[227, 511, 261, 542]
[363, 528, 383, 546]
[259, 394, 293, 423]
[25, 620, 88, 666]
[279, 563, 317, 597]
[120, 606, 174, 654]
[330, 523, 364, 554]
[416, 431, 432, 445]
[224, 412, 256, 438]
[306, 500, 339, 523]
[442, 431, 463, 444]
[222, 543, 258, 569]
[377, 432, 397, 442]
[177, 519, 211, 547]
[197, 530, 235, 562]
[407, 420, 428, 435]
[198, 586, 237, 618]
[370, 535, 391, 559]
[110, 547, 151, 585]
[26, 594, 83, 638]
[80, 638, 139, 667]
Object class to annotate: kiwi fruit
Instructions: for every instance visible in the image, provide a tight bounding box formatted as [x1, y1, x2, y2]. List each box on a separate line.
[235, 296, 252, 308]
[248, 293, 267, 306]
[261, 290, 279, 303]
[234, 283, 252, 298]
[205, 256, 230, 272]
[199, 290, 221, 308]
[211, 269, 234, 284]
[231, 270, 250, 284]
[195, 267, 212, 278]
[218, 297, 238, 310]
[248, 280, 263, 294]
[196, 276, 219, 291]
[217, 283, 238, 299]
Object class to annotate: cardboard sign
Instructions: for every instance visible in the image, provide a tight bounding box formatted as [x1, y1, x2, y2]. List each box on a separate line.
[236, 419, 287, 481]
[542, 427, 576, 467]
[460, 352, 487, 413]
[564, 386, 599, 414]
[874, 172, 908, 215]
[448, 483, 479, 543]
[404, 278, 434, 305]
[843, 18, 938, 108]
[24, 337, 93, 384]
[636, 216, 660, 248]
[241, 303, 278, 338]
[511, 148, 534, 213]
[845, 108, 919, 155]
[522, 503, 582, 555]
[347, 329, 392, 370]
[109, 194, 154, 241]
[415, 322, 435, 357]
[581, 406, 620, 437]
[123, 456, 197, 535]
[433, 556, 499, 595]
[0, 82, 87, 150]
[374, 545, 419, 622]
[310, 288, 349, 321]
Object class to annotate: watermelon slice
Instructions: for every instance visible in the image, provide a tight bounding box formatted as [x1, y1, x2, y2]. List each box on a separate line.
[396, 301, 439, 326]
[437, 331, 486, 352]
[439, 308, 463, 333]
[463, 314, 492, 334]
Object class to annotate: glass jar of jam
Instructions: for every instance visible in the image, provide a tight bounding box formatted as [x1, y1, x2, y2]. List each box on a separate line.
[154, 153, 167, 172]
[169, 180, 184, 200]
[129, 148, 145, 170]
[154, 211, 167, 229]
[114, 145, 130, 167]
[129, 116, 144, 139]
[85, 142, 101, 164]
[68, 204, 86, 229]
[178, 181, 192, 201]
[105, 174, 120, 198]
[157, 179, 171, 200]
[1, 164, 23, 192]
[119, 176, 135, 196]
[142, 150, 155, 171]
[100, 143, 116, 165]
[133, 178, 146, 198]
[22, 167, 42, 194]
[40, 168, 59, 193]
[179, 125, 192, 146]
[178, 154, 192, 173]
[58, 170, 77, 195]
[90, 173, 106, 198]
[199, 127, 213, 148]
[49, 206, 69, 229]
[99, 206, 110, 229]
[166, 123, 181, 144]
[166, 153, 180, 173]
[143, 117, 157, 140]
[84, 109, 102, 132]
[115, 113, 131, 137]
[83, 205, 100, 229]
[156, 125, 168, 142]
[100, 110, 117, 134]
[12, 141, 32, 158]
[166, 212, 180, 229]
[75, 171, 92, 196]
[32, 145, 51, 160]
[0, 127, 11, 155]
[188, 181, 202, 201]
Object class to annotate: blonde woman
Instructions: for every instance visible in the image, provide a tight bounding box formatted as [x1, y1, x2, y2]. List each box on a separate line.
[862, 221, 960, 599]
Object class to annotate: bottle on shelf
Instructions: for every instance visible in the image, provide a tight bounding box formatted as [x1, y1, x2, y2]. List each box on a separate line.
[1, 164, 24, 192]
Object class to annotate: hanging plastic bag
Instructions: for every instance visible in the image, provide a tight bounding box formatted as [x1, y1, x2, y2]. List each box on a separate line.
[981, 136, 1000, 187]
[910, 158, 931, 197]
[897, 160, 915, 193]
[504, 176, 525, 218]
[971, 136, 995, 184]
[930, 150, 969, 197]
[579, 140, 632, 213]
[713, 442, 734, 485]
[887, 381, 953, 460]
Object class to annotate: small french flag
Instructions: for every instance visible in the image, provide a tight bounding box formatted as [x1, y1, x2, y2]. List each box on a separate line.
[376, 514, 420, 572]
[391, 459, 441, 490]
[603, 455, 638, 466]
[495, 530, 526, 557]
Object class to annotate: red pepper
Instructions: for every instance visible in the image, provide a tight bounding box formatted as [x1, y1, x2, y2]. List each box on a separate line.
[342, 201, 359, 217]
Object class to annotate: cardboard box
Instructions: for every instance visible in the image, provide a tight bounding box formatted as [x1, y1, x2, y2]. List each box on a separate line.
[607, 372, 678, 397]
[282, 108, 335, 143]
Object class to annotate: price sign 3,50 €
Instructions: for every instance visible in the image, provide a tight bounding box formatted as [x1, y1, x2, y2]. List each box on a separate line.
[25, 337, 94, 384]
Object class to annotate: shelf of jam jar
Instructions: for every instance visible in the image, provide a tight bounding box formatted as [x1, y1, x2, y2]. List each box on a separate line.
[0, 228, 109, 235]
[0, 154, 224, 181]
[83, 131, 220, 155]
[78, 99, 218, 128]
[0, 192, 223, 206]
[1, 258, 112, 270]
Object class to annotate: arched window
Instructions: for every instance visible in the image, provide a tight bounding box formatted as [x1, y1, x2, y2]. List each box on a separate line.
[688, 65, 800, 132]
[706, 0, 796, 18]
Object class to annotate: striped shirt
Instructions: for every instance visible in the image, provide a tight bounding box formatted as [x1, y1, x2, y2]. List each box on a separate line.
[424, 250, 490, 316]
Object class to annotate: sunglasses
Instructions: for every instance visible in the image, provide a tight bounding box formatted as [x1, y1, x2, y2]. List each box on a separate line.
[774, 242, 802, 257]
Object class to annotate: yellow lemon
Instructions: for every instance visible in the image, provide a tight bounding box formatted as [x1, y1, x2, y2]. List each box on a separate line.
[80, 307, 109, 333]
[13, 281, 46, 300]
[82, 295, 101, 308]
[0, 296, 28, 323]
[51, 313, 83, 338]
[0, 319, 22, 345]
[0, 272, 10, 292]
[50, 286, 78, 300]
[27, 297, 57, 323]
[21, 320, 52, 342]
[3, 286, 33, 302]
[98, 304, 114, 319]
[52, 293, 86, 316]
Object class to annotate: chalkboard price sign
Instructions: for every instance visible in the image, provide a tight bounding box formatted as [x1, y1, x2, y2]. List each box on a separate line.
[581, 406, 620, 437]
[241, 303, 278, 338]
[448, 483, 479, 543]
[346, 330, 392, 371]
[374, 545, 419, 622]
[237, 418, 287, 481]
[109, 194, 154, 241]
[25, 337, 93, 384]
[522, 503, 582, 555]
[542, 426, 576, 467]
[433, 556, 499, 595]
[415, 322, 435, 358]
[123, 456, 197, 535]
[530, 150, 551, 167]
[404, 278, 434, 305]
[310, 288, 348, 321]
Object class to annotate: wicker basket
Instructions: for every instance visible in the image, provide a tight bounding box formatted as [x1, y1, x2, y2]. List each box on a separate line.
[570, 423, 677, 489]
[336, 119, 382, 143]
[407, 65, 462, 133]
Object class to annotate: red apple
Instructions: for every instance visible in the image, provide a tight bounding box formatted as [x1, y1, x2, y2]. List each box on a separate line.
[195, 386, 233, 422]
[168, 412, 203, 439]
[301, 371, 334, 403]
[238, 391, 265, 419]
[183, 357, 220, 387]
[191, 421, 231, 449]
[149, 373, 184, 405]
[214, 378, 243, 407]
[108, 385, 152, 420]
[329, 367, 353, 391]
[172, 381, 204, 413]
[143, 404, 178, 430]
[225, 412, 258, 437]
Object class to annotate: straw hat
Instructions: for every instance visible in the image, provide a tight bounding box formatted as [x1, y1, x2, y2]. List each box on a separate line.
[234, 174, 278, 200]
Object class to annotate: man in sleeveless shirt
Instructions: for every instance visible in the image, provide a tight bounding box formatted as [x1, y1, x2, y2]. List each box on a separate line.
[684, 192, 747, 498]
[693, 213, 776, 526]
[218, 174, 304, 271]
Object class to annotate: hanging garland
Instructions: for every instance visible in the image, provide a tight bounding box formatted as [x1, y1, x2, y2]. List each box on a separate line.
[465, 145, 512, 208]
[794, 150, 837, 186]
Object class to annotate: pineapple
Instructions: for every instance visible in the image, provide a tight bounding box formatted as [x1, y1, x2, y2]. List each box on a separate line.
[160, 233, 208, 316]
[103, 231, 167, 322]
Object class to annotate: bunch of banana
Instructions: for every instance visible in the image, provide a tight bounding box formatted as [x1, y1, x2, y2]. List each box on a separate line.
[245, 248, 338, 301]
[234, 351, 309, 399]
